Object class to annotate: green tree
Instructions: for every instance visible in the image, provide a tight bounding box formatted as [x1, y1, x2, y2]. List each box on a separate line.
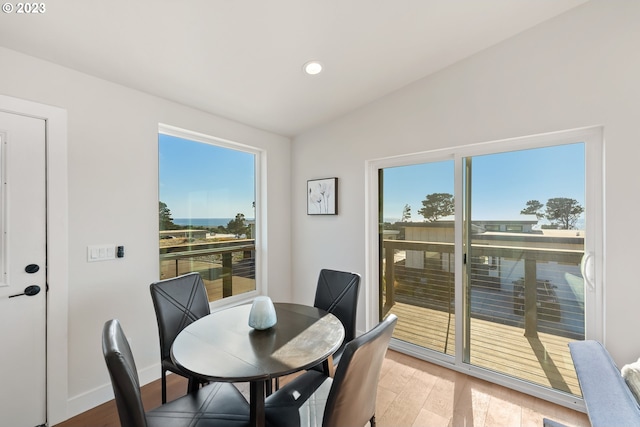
[401, 204, 411, 222]
[159, 201, 176, 230]
[227, 213, 248, 237]
[520, 198, 584, 229]
[520, 200, 545, 219]
[418, 193, 454, 222]
[545, 197, 584, 229]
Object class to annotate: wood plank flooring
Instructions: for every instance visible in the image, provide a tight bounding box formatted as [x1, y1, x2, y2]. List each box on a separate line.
[54, 350, 588, 427]
[390, 302, 581, 395]
[377, 350, 588, 427]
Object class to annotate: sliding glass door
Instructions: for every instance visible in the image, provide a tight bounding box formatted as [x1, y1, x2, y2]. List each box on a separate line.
[380, 160, 456, 357]
[463, 143, 585, 395]
[375, 128, 602, 401]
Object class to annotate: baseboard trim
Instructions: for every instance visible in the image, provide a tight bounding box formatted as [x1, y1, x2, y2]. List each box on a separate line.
[64, 362, 160, 421]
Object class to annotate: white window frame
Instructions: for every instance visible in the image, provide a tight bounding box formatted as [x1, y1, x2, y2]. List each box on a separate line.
[365, 126, 604, 409]
[158, 123, 264, 309]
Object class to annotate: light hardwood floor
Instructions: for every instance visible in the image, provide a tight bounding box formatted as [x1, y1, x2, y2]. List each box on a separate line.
[376, 350, 588, 427]
[55, 349, 589, 427]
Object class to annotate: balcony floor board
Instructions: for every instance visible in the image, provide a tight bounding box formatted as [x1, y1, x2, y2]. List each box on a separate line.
[388, 301, 581, 396]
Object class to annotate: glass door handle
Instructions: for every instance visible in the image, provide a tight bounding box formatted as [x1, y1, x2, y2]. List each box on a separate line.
[581, 252, 595, 291]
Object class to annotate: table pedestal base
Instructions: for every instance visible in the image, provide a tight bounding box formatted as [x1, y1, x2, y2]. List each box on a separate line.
[250, 379, 266, 427]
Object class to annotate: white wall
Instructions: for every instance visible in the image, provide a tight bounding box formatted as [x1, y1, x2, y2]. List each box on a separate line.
[292, 1, 640, 366]
[3, 0, 640, 420]
[0, 47, 291, 421]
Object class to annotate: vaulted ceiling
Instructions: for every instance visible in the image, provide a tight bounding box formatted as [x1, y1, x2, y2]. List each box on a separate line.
[0, 0, 586, 136]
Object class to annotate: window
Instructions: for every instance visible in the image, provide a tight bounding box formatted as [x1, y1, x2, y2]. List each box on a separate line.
[158, 125, 261, 305]
[370, 127, 603, 407]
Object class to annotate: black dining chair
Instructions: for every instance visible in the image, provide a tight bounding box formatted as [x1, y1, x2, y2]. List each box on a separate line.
[102, 319, 250, 427]
[150, 272, 211, 403]
[312, 269, 361, 371]
[264, 314, 398, 427]
[271, 269, 360, 392]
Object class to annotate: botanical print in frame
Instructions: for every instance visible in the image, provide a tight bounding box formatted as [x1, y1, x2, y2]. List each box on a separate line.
[307, 178, 338, 215]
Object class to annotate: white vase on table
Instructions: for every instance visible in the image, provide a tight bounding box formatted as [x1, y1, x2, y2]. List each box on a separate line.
[248, 296, 277, 330]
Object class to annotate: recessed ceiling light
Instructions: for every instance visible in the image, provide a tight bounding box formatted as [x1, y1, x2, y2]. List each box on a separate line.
[303, 61, 323, 75]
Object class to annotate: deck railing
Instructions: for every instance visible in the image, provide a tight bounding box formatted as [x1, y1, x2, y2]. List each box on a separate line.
[382, 239, 585, 339]
[160, 239, 255, 300]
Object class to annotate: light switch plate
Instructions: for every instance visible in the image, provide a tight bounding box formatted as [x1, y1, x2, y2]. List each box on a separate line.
[87, 244, 116, 262]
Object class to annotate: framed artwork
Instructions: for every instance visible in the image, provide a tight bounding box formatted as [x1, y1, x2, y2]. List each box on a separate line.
[307, 177, 338, 215]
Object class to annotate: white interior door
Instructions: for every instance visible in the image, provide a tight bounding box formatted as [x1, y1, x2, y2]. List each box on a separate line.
[0, 111, 47, 427]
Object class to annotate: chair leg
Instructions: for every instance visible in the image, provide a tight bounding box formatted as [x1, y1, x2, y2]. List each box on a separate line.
[322, 356, 336, 377]
[187, 376, 200, 394]
[161, 370, 167, 404]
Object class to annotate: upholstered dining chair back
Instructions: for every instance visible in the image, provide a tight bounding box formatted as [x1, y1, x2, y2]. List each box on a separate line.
[103, 319, 251, 427]
[102, 319, 149, 427]
[264, 314, 397, 427]
[150, 272, 211, 402]
[314, 269, 360, 358]
[323, 313, 397, 427]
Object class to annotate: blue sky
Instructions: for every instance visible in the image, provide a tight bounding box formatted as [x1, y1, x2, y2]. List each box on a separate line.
[159, 134, 585, 226]
[159, 134, 255, 218]
[383, 143, 585, 224]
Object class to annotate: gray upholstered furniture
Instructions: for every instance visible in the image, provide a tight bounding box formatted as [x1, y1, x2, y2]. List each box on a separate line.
[544, 340, 640, 427]
[102, 319, 250, 427]
[264, 314, 397, 427]
[150, 272, 211, 403]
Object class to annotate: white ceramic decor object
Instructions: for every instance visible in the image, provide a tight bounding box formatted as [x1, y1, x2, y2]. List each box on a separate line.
[248, 296, 277, 330]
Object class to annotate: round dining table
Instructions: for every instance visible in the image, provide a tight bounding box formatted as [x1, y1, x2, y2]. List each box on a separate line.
[171, 302, 345, 427]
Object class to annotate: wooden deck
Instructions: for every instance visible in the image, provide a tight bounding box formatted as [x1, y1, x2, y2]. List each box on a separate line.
[201, 276, 255, 301]
[160, 259, 256, 302]
[389, 301, 581, 396]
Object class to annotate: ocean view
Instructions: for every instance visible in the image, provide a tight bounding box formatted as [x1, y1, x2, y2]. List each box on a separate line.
[173, 218, 233, 227]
